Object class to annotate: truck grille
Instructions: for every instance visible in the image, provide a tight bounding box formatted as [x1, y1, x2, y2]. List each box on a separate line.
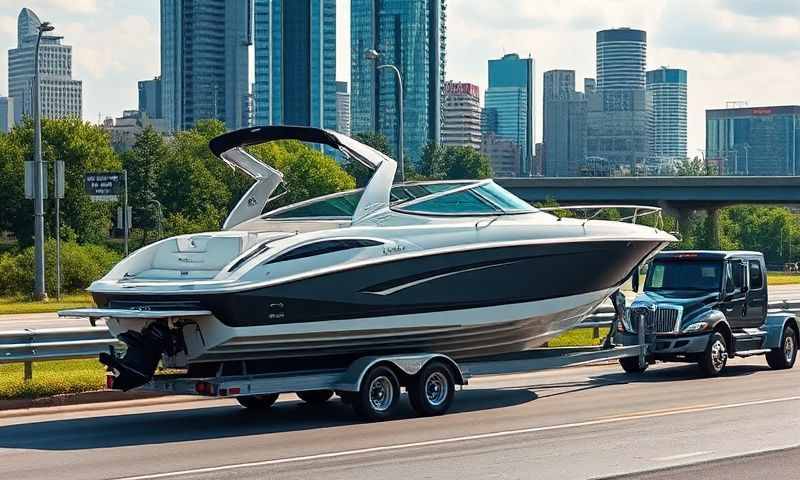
[631, 306, 681, 333]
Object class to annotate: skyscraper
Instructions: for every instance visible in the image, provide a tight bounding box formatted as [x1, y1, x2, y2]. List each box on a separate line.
[8, 8, 82, 123]
[587, 27, 650, 175]
[706, 105, 800, 176]
[138, 76, 163, 120]
[484, 53, 534, 175]
[336, 81, 351, 135]
[441, 81, 481, 150]
[596, 28, 647, 90]
[542, 70, 587, 176]
[0, 97, 14, 132]
[351, 0, 446, 161]
[647, 67, 687, 160]
[161, 0, 251, 132]
[254, 0, 336, 131]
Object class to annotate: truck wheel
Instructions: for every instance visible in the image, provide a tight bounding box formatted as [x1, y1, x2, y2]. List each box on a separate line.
[297, 389, 334, 404]
[237, 393, 279, 410]
[407, 360, 456, 416]
[698, 332, 728, 377]
[619, 356, 648, 374]
[352, 365, 400, 421]
[766, 325, 797, 370]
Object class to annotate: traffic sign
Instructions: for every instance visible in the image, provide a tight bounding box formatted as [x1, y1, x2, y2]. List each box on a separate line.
[85, 171, 123, 201]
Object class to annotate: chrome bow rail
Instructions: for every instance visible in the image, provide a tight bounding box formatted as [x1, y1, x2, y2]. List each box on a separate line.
[539, 204, 664, 228]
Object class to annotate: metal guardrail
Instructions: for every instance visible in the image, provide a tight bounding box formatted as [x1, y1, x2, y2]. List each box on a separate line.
[2, 300, 799, 382]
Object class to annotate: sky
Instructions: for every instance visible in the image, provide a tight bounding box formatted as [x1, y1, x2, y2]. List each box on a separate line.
[1, 0, 799, 155]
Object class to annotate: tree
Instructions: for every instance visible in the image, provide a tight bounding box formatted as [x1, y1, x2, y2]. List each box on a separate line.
[418, 144, 493, 180]
[0, 118, 121, 245]
[675, 156, 709, 176]
[123, 126, 167, 241]
[353, 132, 391, 156]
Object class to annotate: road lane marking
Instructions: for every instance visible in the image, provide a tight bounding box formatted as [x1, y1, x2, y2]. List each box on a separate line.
[654, 451, 712, 461]
[111, 394, 800, 480]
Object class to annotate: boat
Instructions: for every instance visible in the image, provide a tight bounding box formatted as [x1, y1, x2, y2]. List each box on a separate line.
[60, 126, 675, 390]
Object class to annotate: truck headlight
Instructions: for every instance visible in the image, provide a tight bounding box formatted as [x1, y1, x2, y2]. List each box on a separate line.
[682, 322, 708, 333]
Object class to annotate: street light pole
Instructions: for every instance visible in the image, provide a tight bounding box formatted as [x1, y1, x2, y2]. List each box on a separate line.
[365, 49, 404, 182]
[32, 21, 54, 301]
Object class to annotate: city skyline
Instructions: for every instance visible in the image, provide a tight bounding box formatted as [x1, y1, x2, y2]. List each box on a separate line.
[0, 1, 798, 155]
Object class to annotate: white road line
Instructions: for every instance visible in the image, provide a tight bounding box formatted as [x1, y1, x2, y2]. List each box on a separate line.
[654, 451, 712, 462]
[111, 394, 800, 480]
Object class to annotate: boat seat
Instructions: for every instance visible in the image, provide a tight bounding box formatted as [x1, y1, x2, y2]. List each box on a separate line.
[137, 236, 244, 280]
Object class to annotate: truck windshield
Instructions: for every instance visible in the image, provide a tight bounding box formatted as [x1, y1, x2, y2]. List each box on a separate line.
[645, 260, 723, 291]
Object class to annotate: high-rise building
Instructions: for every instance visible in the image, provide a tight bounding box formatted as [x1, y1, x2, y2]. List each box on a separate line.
[706, 105, 800, 176]
[138, 76, 163, 120]
[8, 8, 82, 123]
[481, 133, 521, 177]
[336, 81, 351, 135]
[587, 27, 650, 175]
[647, 67, 687, 160]
[161, 0, 251, 132]
[584, 78, 596, 94]
[441, 81, 481, 150]
[485, 53, 534, 175]
[0, 97, 14, 132]
[254, 0, 336, 131]
[596, 28, 647, 90]
[542, 70, 587, 177]
[351, 0, 446, 161]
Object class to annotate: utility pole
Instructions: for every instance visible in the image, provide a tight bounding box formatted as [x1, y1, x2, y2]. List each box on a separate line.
[32, 21, 55, 301]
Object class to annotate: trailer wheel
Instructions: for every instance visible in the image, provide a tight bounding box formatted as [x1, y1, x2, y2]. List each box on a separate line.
[296, 389, 334, 404]
[407, 360, 456, 416]
[698, 332, 728, 377]
[352, 365, 400, 421]
[237, 393, 279, 410]
[766, 325, 797, 370]
[618, 356, 648, 374]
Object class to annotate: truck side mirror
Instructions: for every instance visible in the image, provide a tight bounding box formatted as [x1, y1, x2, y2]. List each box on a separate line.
[631, 267, 640, 292]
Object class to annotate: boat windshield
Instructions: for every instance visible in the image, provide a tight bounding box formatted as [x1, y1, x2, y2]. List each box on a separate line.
[264, 182, 471, 220]
[394, 181, 537, 216]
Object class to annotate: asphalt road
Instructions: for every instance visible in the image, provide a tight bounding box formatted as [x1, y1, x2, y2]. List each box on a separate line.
[1, 357, 798, 480]
[3, 284, 800, 331]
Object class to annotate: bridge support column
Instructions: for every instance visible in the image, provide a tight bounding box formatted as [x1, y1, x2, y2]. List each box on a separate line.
[676, 208, 692, 244]
[707, 207, 721, 250]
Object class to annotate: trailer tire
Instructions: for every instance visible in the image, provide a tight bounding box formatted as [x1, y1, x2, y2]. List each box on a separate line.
[698, 332, 728, 377]
[766, 325, 797, 370]
[297, 389, 334, 404]
[352, 365, 400, 421]
[237, 393, 279, 410]
[407, 361, 456, 417]
[619, 356, 648, 374]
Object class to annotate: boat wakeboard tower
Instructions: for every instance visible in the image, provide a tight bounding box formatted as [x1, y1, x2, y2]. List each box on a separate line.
[61, 126, 676, 391]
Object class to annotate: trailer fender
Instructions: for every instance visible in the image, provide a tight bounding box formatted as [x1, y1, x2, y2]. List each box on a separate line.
[763, 313, 798, 349]
[335, 354, 466, 393]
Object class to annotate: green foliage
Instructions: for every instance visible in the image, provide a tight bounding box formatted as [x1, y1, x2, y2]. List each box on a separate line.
[0, 118, 121, 245]
[675, 156, 710, 176]
[417, 144, 493, 180]
[123, 126, 167, 229]
[0, 240, 120, 297]
[0, 359, 105, 400]
[247, 140, 355, 210]
[353, 132, 392, 156]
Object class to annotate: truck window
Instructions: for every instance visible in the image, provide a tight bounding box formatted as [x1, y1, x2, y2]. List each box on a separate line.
[645, 260, 722, 291]
[725, 261, 745, 292]
[748, 260, 763, 289]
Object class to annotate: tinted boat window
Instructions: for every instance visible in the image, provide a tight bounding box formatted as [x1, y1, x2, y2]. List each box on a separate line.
[474, 182, 536, 212]
[269, 192, 362, 219]
[266, 239, 382, 264]
[400, 190, 500, 215]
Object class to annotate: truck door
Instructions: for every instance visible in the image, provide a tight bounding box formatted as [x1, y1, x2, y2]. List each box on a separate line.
[721, 260, 747, 329]
[744, 259, 767, 328]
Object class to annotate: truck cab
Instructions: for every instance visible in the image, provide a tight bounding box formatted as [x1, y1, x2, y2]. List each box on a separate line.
[614, 250, 798, 376]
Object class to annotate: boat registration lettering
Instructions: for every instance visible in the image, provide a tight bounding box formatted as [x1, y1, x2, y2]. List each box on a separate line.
[382, 245, 406, 256]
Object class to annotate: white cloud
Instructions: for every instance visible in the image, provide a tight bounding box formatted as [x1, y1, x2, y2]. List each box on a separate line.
[39, 0, 98, 14]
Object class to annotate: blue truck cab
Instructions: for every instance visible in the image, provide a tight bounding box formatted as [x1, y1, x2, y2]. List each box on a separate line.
[614, 250, 798, 376]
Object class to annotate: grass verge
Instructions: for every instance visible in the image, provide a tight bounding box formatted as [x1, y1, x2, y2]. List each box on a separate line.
[767, 273, 800, 286]
[0, 359, 105, 400]
[548, 327, 610, 348]
[0, 293, 93, 315]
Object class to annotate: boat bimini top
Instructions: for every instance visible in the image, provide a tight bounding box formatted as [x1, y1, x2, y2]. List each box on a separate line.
[210, 126, 397, 229]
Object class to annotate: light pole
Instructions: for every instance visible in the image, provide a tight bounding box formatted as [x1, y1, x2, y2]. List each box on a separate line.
[365, 49, 404, 181]
[33, 20, 54, 301]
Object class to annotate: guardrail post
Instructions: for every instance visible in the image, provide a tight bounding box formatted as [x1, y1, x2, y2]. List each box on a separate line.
[592, 326, 600, 339]
[637, 314, 647, 370]
[24, 361, 33, 382]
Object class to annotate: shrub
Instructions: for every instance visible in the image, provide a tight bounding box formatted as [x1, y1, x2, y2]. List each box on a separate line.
[0, 241, 121, 297]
